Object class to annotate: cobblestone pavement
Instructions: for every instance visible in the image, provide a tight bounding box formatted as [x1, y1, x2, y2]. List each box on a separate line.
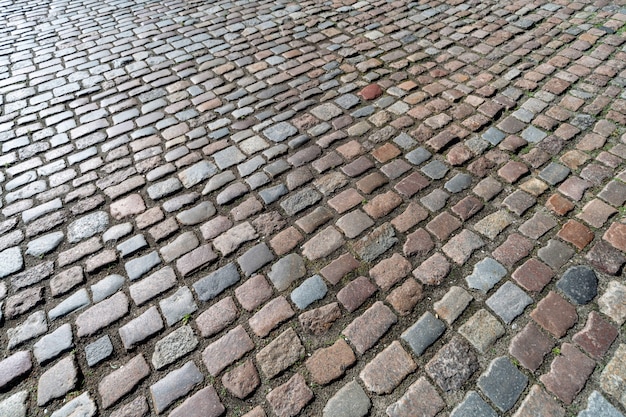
[2, 0, 626, 415]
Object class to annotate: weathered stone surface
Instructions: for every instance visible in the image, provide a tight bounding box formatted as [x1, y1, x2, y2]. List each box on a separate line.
[369, 253, 412, 291]
[541, 343, 595, 405]
[149, 361, 203, 414]
[306, 339, 356, 385]
[426, 336, 479, 392]
[434, 286, 473, 324]
[212, 222, 257, 255]
[235, 274, 273, 311]
[0, 351, 32, 390]
[67, 211, 109, 243]
[237, 242, 274, 276]
[195, 296, 238, 338]
[291, 274, 327, 310]
[85, 336, 113, 367]
[256, 327, 305, 379]
[386, 377, 445, 417]
[323, 381, 370, 417]
[76, 292, 128, 337]
[302, 226, 345, 261]
[159, 286, 197, 326]
[451, 391, 498, 417]
[359, 341, 416, 394]
[5, 286, 43, 319]
[26, 231, 64, 257]
[48, 288, 90, 320]
[169, 386, 225, 417]
[478, 357, 528, 412]
[202, 325, 254, 376]
[125, 251, 161, 281]
[578, 391, 624, 417]
[222, 359, 260, 399]
[0, 390, 28, 417]
[129, 266, 176, 306]
[152, 325, 198, 369]
[557, 266, 598, 305]
[343, 301, 397, 354]
[109, 396, 149, 417]
[401, 312, 445, 356]
[8, 310, 48, 349]
[598, 280, 626, 325]
[509, 322, 554, 372]
[353, 223, 397, 262]
[0, 246, 23, 278]
[99, 354, 150, 409]
[50, 392, 97, 417]
[193, 262, 240, 302]
[33, 323, 73, 364]
[37, 355, 78, 405]
[119, 306, 163, 350]
[266, 373, 313, 417]
[299, 302, 342, 335]
[413, 252, 450, 286]
[459, 309, 505, 353]
[110, 194, 146, 220]
[600, 344, 626, 408]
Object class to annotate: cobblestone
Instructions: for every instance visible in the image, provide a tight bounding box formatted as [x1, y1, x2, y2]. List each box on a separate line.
[360, 341, 416, 394]
[343, 301, 397, 355]
[323, 381, 370, 417]
[426, 336, 478, 392]
[37, 355, 77, 405]
[598, 281, 626, 325]
[75, 292, 128, 337]
[578, 391, 624, 417]
[402, 312, 445, 356]
[33, 323, 73, 364]
[202, 325, 254, 377]
[600, 344, 626, 409]
[459, 309, 504, 353]
[222, 359, 259, 399]
[150, 361, 203, 414]
[0, 351, 32, 390]
[531, 292, 578, 338]
[267, 373, 313, 417]
[479, 357, 528, 412]
[99, 354, 150, 409]
[451, 391, 497, 417]
[557, 266, 598, 305]
[169, 387, 224, 417]
[541, 343, 595, 405]
[3, 2, 626, 414]
[486, 282, 533, 324]
[257, 327, 304, 379]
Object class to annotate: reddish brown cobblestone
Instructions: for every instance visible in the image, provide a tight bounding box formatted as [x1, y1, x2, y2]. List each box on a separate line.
[540, 343, 595, 405]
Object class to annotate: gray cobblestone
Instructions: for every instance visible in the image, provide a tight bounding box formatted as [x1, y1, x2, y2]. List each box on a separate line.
[85, 336, 113, 367]
[33, 323, 73, 364]
[159, 287, 197, 326]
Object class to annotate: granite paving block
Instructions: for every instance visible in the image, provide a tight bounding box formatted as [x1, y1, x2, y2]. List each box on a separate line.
[486, 282, 533, 324]
[557, 266, 598, 305]
[426, 336, 479, 392]
[401, 312, 445, 356]
[478, 357, 528, 412]
[451, 391, 497, 417]
[323, 381, 370, 417]
[466, 258, 507, 293]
